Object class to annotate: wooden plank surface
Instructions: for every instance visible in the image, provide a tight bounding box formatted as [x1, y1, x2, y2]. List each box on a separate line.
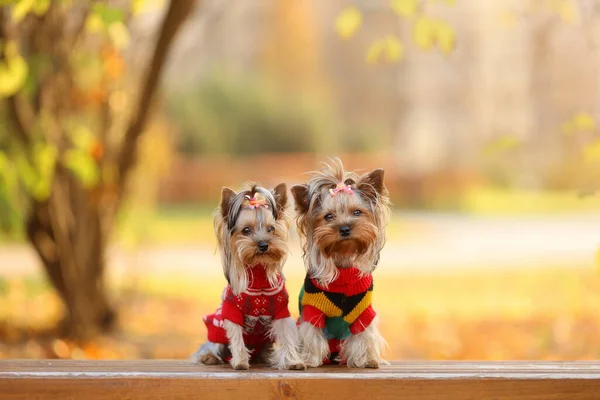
[1, 360, 600, 400]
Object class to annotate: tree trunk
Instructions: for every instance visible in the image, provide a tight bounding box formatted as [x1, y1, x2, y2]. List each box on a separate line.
[26, 168, 116, 340]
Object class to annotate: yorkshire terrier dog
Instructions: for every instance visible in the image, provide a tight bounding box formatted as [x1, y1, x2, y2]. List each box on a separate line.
[191, 184, 305, 370]
[291, 158, 390, 368]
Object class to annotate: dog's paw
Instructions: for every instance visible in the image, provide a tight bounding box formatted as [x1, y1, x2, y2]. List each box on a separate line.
[199, 353, 223, 365]
[363, 360, 379, 369]
[303, 353, 324, 368]
[346, 358, 380, 368]
[231, 360, 250, 370]
[287, 362, 306, 370]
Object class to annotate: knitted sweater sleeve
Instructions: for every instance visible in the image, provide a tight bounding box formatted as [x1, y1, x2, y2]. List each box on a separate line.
[221, 288, 245, 326]
[349, 304, 377, 335]
[273, 285, 291, 320]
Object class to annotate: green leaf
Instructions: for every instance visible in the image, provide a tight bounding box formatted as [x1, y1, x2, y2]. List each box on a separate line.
[63, 149, 99, 188]
[390, 0, 417, 18]
[335, 6, 362, 40]
[0, 41, 29, 98]
[92, 3, 125, 26]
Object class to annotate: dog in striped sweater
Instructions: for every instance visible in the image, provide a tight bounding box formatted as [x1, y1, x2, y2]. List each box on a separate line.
[291, 158, 390, 368]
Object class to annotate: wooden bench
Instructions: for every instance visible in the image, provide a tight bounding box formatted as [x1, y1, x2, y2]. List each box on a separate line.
[2, 360, 600, 399]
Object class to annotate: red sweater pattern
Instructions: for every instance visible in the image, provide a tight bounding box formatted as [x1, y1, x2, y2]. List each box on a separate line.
[204, 266, 291, 348]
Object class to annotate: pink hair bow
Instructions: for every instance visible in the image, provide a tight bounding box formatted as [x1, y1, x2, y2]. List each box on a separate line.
[329, 183, 354, 196]
[245, 195, 269, 209]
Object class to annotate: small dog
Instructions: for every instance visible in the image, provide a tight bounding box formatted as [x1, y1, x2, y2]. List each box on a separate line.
[191, 184, 305, 370]
[291, 158, 390, 368]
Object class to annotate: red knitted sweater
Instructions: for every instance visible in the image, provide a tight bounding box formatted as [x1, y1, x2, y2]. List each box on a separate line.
[204, 265, 291, 348]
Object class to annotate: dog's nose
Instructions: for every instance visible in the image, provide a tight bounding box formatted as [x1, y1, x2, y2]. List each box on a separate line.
[339, 225, 351, 237]
[258, 241, 269, 252]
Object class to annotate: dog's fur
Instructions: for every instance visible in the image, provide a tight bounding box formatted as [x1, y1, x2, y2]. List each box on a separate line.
[191, 184, 304, 370]
[291, 158, 390, 368]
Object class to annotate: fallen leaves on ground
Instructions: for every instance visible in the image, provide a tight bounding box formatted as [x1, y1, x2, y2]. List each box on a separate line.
[2, 267, 600, 360]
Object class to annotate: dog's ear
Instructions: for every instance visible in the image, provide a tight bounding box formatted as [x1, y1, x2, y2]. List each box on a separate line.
[291, 184, 310, 214]
[357, 168, 385, 200]
[220, 187, 236, 219]
[272, 183, 288, 215]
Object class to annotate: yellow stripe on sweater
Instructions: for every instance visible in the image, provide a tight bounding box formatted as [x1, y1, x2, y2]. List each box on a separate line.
[301, 292, 343, 317]
[343, 291, 372, 324]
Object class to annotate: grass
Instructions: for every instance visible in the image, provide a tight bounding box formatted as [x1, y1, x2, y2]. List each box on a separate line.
[2, 266, 600, 360]
[462, 187, 600, 215]
[2, 186, 599, 246]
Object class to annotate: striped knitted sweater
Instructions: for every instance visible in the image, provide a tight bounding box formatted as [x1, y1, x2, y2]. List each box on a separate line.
[299, 267, 376, 340]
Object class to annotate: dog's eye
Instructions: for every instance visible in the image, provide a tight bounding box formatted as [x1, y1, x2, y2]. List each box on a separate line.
[353, 210, 362, 217]
[267, 226, 275, 233]
[324, 213, 334, 222]
[241, 227, 251, 235]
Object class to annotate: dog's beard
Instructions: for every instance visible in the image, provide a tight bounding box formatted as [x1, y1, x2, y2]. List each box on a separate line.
[227, 237, 288, 292]
[308, 220, 380, 285]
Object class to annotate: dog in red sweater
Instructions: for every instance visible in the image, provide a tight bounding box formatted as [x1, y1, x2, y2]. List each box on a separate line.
[291, 158, 390, 368]
[191, 184, 305, 370]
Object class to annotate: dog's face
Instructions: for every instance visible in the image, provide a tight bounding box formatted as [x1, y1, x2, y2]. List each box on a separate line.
[292, 159, 389, 285]
[215, 184, 289, 294]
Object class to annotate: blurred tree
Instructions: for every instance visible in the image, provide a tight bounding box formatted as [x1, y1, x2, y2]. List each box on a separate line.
[167, 69, 329, 155]
[0, 0, 195, 339]
[261, 0, 324, 91]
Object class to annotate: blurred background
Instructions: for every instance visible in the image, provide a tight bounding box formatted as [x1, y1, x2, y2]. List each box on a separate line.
[1, 0, 600, 361]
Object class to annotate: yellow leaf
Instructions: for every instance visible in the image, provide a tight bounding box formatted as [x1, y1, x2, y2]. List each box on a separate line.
[33, 0, 50, 15]
[573, 112, 595, 131]
[385, 35, 404, 62]
[108, 22, 131, 50]
[68, 124, 95, 151]
[63, 149, 99, 188]
[498, 10, 517, 29]
[413, 17, 435, 50]
[583, 139, 600, 163]
[557, 0, 578, 24]
[366, 40, 385, 64]
[85, 13, 105, 33]
[482, 135, 520, 156]
[335, 6, 362, 40]
[434, 20, 455, 54]
[366, 36, 404, 64]
[11, 0, 34, 22]
[561, 121, 575, 135]
[596, 248, 600, 273]
[132, 0, 146, 15]
[0, 42, 28, 98]
[445, 0, 456, 4]
[390, 0, 417, 18]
